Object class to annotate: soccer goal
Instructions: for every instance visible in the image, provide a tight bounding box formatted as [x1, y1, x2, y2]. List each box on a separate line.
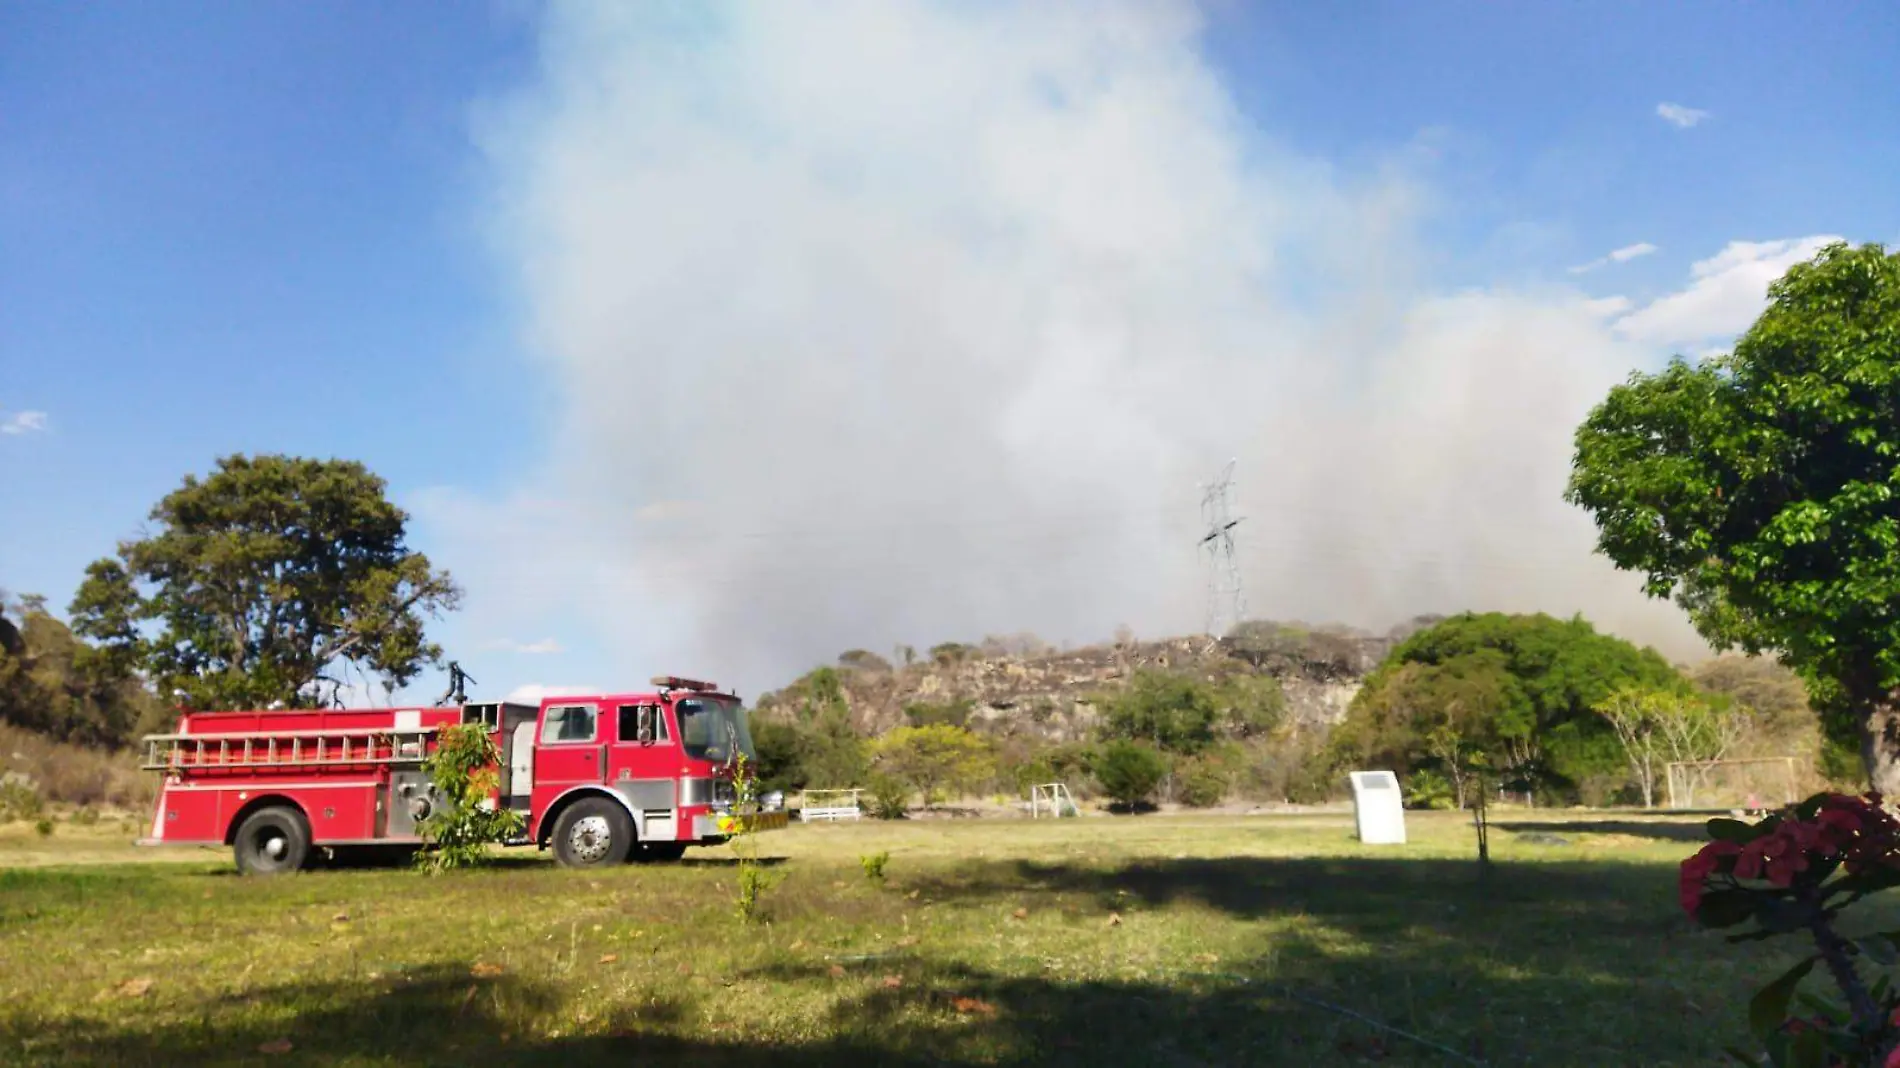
[1665, 757, 1799, 812]
[1029, 783, 1078, 818]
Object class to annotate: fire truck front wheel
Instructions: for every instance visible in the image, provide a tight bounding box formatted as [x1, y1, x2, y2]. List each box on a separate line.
[551, 797, 634, 868]
[233, 805, 312, 876]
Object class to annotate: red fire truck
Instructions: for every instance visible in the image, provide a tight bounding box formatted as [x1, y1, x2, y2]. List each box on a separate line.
[136, 675, 788, 875]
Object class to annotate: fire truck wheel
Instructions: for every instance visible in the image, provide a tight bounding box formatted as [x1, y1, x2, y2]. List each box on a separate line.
[551, 797, 633, 868]
[233, 805, 312, 876]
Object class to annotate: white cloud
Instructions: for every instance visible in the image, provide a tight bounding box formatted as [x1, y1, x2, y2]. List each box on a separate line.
[445, 0, 1712, 695]
[1613, 235, 1842, 348]
[0, 410, 47, 436]
[486, 636, 565, 655]
[1568, 241, 1658, 274]
[1656, 102, 1710, 129]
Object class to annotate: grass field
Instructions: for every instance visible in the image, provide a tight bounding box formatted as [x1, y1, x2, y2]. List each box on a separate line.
[0, 808, 1867, 1067]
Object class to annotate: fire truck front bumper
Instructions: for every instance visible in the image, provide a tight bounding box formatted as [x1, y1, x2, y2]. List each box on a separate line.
[694, 809, 791, 839]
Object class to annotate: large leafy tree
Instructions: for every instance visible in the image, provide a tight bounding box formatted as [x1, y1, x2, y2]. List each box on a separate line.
[0, 591, 165, 745]
[871, 723, 995, 808]
[1327, 612, 1681, 803]
[70, 455, 461, 710]
[1565, 242, 1900, 790]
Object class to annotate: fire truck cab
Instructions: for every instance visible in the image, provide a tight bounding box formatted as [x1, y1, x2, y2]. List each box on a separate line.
[138, 676, 788, 875]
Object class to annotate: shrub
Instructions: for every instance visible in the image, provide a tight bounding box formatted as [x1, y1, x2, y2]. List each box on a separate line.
[34, 818, 53, 838]
[868, 772, 909, 819]
[1179, 764, 1227, 808]
[414, 723, 523, 874]
[1403, 768, 1456, 810]
[1093, 741, 1168, 810]
[860, 850, 890, 884]
[903, 699, 972, 729]
[0, 724, 148, 810]
[73, 806, 99, 826]
[837, 649, 893, 673]
[0, 772, 43, 823]
[726, 751, 780, 924]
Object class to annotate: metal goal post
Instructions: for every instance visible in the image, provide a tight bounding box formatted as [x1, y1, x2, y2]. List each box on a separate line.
[1028, 782, 1078, 818]
[1664, 757, 1798, 811]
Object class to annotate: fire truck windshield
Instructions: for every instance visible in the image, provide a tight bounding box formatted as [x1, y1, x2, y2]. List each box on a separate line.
[676, 696, 755, 764]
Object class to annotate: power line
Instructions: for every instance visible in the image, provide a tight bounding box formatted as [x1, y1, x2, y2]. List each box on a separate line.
[1198, 459, 1245, 637]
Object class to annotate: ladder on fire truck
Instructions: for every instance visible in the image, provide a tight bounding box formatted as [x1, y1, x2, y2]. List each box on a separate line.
[140, 727, 438, 772]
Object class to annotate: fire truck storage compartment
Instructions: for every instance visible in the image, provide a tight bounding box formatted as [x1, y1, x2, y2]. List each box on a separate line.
[385, 769, 442, 837]
[462, 700, 540, 807]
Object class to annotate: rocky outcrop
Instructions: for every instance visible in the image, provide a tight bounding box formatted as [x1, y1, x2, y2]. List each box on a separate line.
[756, 620, 1417, 743]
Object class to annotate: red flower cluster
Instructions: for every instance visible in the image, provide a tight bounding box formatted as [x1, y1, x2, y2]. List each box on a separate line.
[1680, 793, 1900, 919]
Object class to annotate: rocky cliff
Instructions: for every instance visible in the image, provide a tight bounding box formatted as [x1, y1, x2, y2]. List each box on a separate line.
[754, 618, 1435, 742]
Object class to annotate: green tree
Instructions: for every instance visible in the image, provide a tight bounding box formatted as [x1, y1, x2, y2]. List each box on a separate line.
[783, 666, 866, 788]
[750, 719, 806, 793]
[1100, 670, 1219, 754]
[1092, 740, 1169, 809]
[1565, 242, 1900, 790]
[1327, 612, 1680, 804]
[871, 724, 994, 807]
[70, 455, 461, 710]
[0, 593, 164, 745]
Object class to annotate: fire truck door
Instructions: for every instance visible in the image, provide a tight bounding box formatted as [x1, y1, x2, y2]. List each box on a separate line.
[533, 703, 606, 798]
[609, 703, 678, 840]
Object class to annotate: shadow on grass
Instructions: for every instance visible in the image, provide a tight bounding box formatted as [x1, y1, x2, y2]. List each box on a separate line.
[1, 855, 1809, 1066]
[1492, 819, 1707, 843]
[0, 951, 1547, 1067]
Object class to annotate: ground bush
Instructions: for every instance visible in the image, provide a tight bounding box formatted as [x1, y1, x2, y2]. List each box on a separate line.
[1178, 761, 1228, 808]
[0, 771, 43, 822]
[0, 723, 149, 810]
[1092, 741, 1168, 809]
[867, 772, 909, 819]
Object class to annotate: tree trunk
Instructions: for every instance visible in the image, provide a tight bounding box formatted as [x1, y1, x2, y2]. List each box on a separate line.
[1860, 698, 1900, 796]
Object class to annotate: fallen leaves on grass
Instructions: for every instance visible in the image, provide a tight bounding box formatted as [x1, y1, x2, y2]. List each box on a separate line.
[1010, 907, 1028, 920]
[598, 954, 619, 964]
[881, 975, 903, 989]
[257, 1039, 294, 1055]
[471, 962, 504, 979]
[1105, 913, 1122, 927]
[113, 978, 153, 999]
[828, 964, 846, 978]
[952, 997, 996, 1017]
[1193, 953, 1219, 964]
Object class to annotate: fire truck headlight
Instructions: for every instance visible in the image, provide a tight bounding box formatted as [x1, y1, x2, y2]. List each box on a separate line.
[408, 797, 432, 822]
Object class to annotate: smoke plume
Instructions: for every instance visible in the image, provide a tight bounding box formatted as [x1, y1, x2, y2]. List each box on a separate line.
[436, 0, 1795, 693]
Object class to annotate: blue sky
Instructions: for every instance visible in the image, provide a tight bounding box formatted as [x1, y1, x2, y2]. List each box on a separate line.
[3, 1, 1898, 703]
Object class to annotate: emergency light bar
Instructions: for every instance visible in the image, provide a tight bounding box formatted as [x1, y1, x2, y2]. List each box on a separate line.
[651, 675, 717, 692]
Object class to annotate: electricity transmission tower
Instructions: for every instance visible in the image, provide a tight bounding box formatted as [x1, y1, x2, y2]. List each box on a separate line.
[1198, 458, 1245, 638]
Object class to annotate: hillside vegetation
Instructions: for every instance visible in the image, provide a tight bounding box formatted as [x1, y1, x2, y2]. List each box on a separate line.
[747, 613, 1849, 814]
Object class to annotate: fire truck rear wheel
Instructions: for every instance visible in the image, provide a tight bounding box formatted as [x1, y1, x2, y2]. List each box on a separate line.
[551, 797, 633, 868]
[233, 805, 312, 876]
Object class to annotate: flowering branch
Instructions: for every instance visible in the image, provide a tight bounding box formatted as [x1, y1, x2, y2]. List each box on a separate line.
[1680, 792, 1900, 1066]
